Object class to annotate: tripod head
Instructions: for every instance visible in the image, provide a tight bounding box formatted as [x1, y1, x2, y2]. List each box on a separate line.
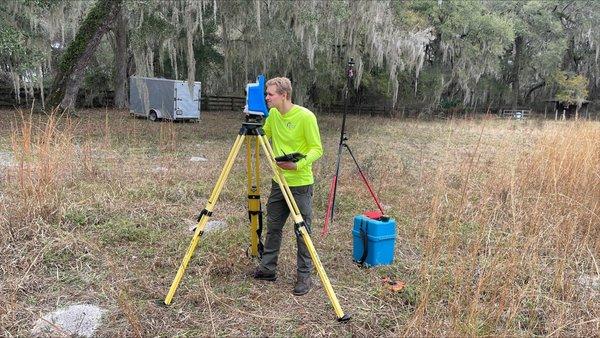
[245, 114, 263, 125]
[345, 58, 355, 100]
[347, 58, 355, 82]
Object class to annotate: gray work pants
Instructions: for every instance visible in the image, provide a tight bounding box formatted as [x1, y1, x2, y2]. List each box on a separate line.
[259, 180, 313, 277]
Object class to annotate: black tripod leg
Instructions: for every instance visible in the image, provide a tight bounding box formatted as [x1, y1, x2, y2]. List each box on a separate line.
[325, 59, 353, 231]
[343, 144, 385, 214]
[324, 141, 345, 233]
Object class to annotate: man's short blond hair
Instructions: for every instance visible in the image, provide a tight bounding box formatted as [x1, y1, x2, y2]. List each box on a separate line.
[266, 77, 292, 100]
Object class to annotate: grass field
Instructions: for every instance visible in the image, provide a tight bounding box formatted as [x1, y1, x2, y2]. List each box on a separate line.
[1, 108, 598, 336]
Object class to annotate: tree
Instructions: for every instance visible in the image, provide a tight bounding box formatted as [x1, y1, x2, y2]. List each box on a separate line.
[113, 8, 128, 109]
[4, 0, 600, 114]
[215, 1, 434, 106]
[126, 1, 221, 88]
[408, 0, 514, 109]
[1, 1, 54, 108]
[490, 1, 565, 107]
[45, 0, 123, 112]
[553, 0, 600, 101]
[552, 70, 588, 119]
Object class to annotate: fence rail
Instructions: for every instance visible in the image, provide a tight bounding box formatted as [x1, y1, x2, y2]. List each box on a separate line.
[0, 87, 44, 108]
[498, 109, 532, 119]
[0, 87, 113, 109]
[316, 103, 392, 116]
[202, 95, 245, 111]
[0, 87, 400, 115]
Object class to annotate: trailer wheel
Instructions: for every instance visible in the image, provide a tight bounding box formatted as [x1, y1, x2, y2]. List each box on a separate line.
[148, 110, 158, 122]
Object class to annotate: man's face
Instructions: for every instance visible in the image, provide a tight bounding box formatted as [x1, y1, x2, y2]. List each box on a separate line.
[266, 85, 286, 110]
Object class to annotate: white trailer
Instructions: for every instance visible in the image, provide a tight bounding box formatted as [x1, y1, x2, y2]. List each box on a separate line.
[129, 76, 201, 122]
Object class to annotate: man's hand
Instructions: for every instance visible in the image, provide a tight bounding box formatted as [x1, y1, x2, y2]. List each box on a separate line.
[276, 161, 297, 170]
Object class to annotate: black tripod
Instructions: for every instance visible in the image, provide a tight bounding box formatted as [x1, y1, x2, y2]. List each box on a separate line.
[323, 58, 385, 235]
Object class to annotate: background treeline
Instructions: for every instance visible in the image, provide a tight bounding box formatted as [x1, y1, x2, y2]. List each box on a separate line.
[1, 0, 599, 116]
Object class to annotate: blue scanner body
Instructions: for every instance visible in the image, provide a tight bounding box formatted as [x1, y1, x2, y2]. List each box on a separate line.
[244, 75, 269, 118]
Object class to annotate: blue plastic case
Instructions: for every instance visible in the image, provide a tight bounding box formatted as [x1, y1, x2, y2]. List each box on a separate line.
[352, 214, 396, 267]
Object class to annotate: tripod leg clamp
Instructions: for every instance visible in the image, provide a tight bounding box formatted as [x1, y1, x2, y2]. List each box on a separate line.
[196, 208, 212, 222]
[247, 210, 262, 218]
[294, 221, 311, 237]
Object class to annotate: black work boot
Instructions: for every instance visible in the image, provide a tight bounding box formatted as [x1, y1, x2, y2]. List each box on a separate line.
[253, 267, 276, 281]
[292, 275, 312, 296]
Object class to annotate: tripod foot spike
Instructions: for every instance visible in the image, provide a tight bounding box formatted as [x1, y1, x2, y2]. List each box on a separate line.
[154, 299, 170, 308]
[337, 313, 352, 322]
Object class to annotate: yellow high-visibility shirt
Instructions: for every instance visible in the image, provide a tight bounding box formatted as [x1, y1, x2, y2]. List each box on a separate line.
[263, 105, 323, 186]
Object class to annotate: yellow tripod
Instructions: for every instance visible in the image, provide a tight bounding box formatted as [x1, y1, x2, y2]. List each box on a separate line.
[163, 117, 351, 322]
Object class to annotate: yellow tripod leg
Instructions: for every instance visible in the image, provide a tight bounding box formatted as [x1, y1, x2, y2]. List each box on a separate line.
[246, 136, 262, 257]
[164, 134, 246, 305]
[259, 134, 301, 217]
[257, 134, 351, 321]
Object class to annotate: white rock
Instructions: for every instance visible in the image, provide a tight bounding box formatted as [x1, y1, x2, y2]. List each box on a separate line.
[204, 220, 227, 232]
[189, 156, 208, 162]
[0, 151, 13, 167]
[578, 274, 600, 290]
[32, 304, 106, 337]
[189, 220, 227, 233]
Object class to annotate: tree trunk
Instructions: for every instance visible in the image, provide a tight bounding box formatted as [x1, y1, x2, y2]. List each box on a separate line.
[221, 13, 232, 91]
[511, 35, 523, 109]
[45, 0, 123, 112]
[113, 8, 128, 109]
[525, 80, 546, 101]
[561, 35, 577, 73]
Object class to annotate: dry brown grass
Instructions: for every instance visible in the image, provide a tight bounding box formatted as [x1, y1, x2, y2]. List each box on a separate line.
[0, 108, 598, 336]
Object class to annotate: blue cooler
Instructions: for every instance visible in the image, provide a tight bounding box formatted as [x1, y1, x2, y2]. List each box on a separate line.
[352, 214, 396, 267]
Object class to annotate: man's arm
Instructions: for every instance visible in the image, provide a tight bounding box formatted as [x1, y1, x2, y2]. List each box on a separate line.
[296, 114, 323, 170]
[263, 113, 272, 138]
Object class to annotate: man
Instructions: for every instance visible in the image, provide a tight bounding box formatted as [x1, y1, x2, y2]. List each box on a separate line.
[253, 77, 323, 296]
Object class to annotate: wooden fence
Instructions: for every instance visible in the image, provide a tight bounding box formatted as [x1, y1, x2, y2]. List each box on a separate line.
[200, 96, 398, 116]
[498, 108, 532, 119]
[0, 87, 43, 108]
[0, 88, 245, 112]
[201, 95, 246, 111]
[0, 85, 412, 116]
[6, 86, 592, 119]
[316, 102, 393, 116]
[0, 87, 114, 109]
